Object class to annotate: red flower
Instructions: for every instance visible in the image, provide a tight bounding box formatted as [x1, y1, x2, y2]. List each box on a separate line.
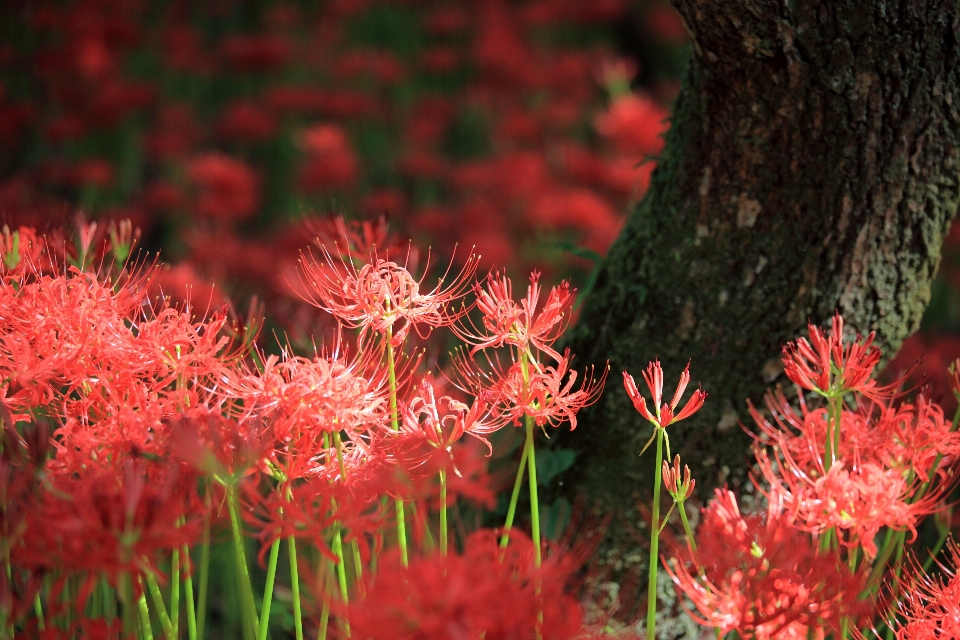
[187, 153, 259, 221]
[490, 350, 607, 431]
[781, 313, 899, 399]
[456, 271, 574, 363]
[401, 378, 499, 453]
[893, 541, 960, 639]
[342, 529, 588, 640]
[662, 454, 695, 502]
[623, 360, 707, 429]
[298, 248, 478, 345]
[594, 93, 668, 156]
[664, 489, 868, 639]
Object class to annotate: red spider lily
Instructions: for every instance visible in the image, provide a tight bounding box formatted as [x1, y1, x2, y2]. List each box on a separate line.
[755, 449, 947, 559]
[455, 270, 574, 363]
[487, 350, 607, 431]
[782, 313, 905, 400]
[401, 377, 501, 455]
[662, 455, 695, 502]
[748, 388, 960, 557]
[664, 488, 869, 639]
[341, 529, 589, 640]
[298, 246, 478, 345]
[304, 214, 409, 265]
[623, 360, 707, 429]
[891, 541, 960, 639]
[227, 350, 387, 436]
[187, 152, 259, 221]
[14, 459, 200, 583]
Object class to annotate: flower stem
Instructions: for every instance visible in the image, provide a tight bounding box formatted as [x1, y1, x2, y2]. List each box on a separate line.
[182, 544, 197, 640]
[171, 545, 180, 637]
[332, 528, 351, 637]
[677, 500, 697, 555]
[439, 468, 448, 554]
[228, 487, 259, 640]
[33, 592, 44, 631]
[500, 441, 530, 549]
[316, 557, 332, 640]
[196, 500, 211, 640]
[385, 325, 409, 566]
[525, 417, 542, 567]
[288, 537, 304, 640]
[136, 580, 155, 640]
[257, 538, 281, 640]
[145, 571, 176, 640]
[646, 427, 665, 640]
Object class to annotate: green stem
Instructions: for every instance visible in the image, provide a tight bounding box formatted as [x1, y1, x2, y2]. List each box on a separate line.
[145, 571, 176, 640]
[500, 441, 530, 549]
[121, 573, 135, 638]
[525, 418, 542, 567]
[197, 503, 211, 640]
[183, 544, 197, 640]
[137, 582, 155, 640]
[258, 538, 282, 640]
[228, 488, 259, 640]
[316, 558, 332, 640]
[922, 524, 951, 573]
[385, 325, 409, 566]
[646, 427, 665, 640]
[288, 537, 304, 640]
[677, 500, 697, 555]
[332, 529, 351, 638]
[33, 592, 44, 631]
[171, 546, 180, 637]
[439, 468, 448, 554]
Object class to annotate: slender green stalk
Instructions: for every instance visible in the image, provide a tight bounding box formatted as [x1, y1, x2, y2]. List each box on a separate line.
[136, 583, 155, 640]
[500, 441, 530, 549]
[121, 572, 135, 637]
[288, 537, 304, 640]
[677, 501, 697, 554]
[316, 558, 332, 640]
[922, 524, 951, 572]
[145, 571, 176, 640]
[102, 574, 117, 621]
[228, 488, 259, 640]
[646, 427, 665, 640]
[183, 544, 197, 640]
[385, 325, 409, 566]
[33, 592, 45, 631]
[332, 431, 364, 586]
[258, 538, 282, 640]
[524, 418, 542, 567]
[332, 529, 351, 637]
[171, 546, 180, 637]
[439, 468, 448, 554]
[197, 504, 211, 640]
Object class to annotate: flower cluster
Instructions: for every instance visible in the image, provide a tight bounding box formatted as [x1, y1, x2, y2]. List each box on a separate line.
[0, 225, 610, 638]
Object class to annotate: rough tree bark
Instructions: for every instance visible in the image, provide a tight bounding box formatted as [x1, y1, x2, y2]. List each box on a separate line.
[554, 1, 960, 566]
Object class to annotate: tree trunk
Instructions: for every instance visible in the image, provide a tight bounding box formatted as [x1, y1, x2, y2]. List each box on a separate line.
[555, 1, 960, 566]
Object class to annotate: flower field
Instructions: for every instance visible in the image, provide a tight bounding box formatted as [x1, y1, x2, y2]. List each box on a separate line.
[3, 1, 960, 639]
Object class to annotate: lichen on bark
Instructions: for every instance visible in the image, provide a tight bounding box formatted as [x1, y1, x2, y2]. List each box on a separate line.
[552, 0, 960, 576]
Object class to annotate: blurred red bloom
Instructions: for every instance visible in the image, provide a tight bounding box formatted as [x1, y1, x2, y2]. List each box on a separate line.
[187, 152, 259, 221]
[342, 529, 588, 640]
[594, 93, 668, 156]
[222, 34, 291, 72]
[217, 101, 277, 142]
[297, 123, 359, 192]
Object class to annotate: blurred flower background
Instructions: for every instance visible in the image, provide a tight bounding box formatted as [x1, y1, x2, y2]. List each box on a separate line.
[0, 0, 955, 395]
